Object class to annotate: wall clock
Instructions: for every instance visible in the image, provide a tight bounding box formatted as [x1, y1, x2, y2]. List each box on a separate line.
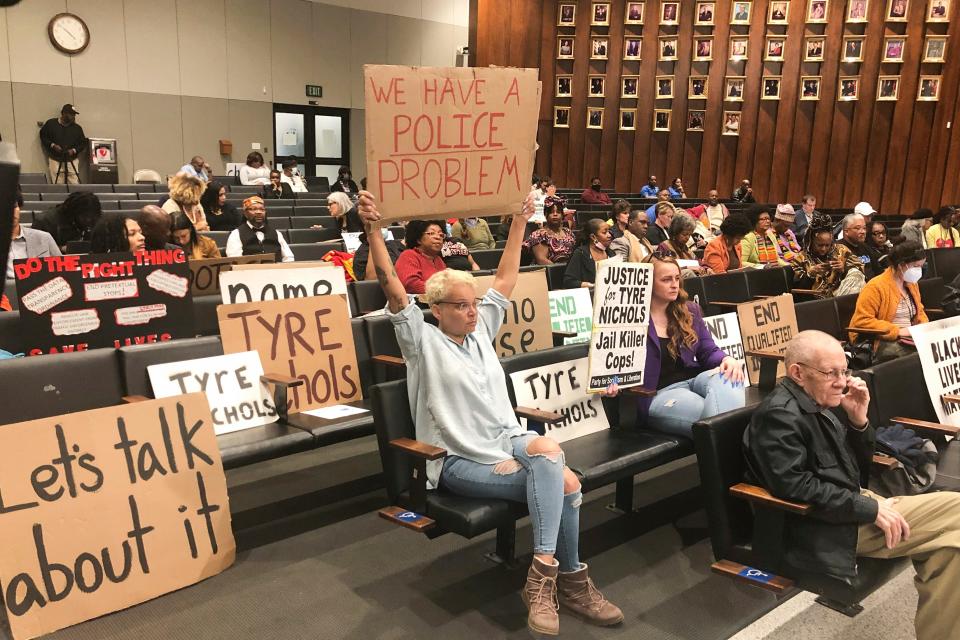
[48, 13, 90, 55]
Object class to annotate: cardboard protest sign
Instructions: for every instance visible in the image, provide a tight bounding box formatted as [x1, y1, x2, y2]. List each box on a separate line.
[188, 254, 275, 296]
[703, 312, 750, 387]
[148, 351, 276, 434]
[229, 261, 334, 271]
[587, 262, 653, 391]
[474, 270, 553, 358]
[0, 393, 234, 640]
[548, 288, 593, 344]
[736, 294, 797, 385]
[217, 295, 360, 412]
[906, 316, 960, 426]
[12, 250, 194, 356]
[364, 64, 541, 221]
[510, 357, 609, 442]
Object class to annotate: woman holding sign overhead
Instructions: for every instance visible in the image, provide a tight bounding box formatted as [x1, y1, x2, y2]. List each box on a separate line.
[359, 190, 624, 636]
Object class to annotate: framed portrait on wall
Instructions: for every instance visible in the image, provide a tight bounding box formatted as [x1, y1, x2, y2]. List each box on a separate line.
[557, 3, 576, 26]
[800, 76, 822, 100]
[653, 110, 672, 131]
[591, 38, 609, 60]
[661, 2, 681, 24]
[588, 75, 606, 97]
[877, 75, 900, 100]
[557, 37, 575, 59]
[725, 76, 746, 101]
[805, 36, 825, 61]
[838, 76, 860, 101]
[765, 36, 786, 61]
[883, 36, 906, 62]
[762, 76, 782, 100]
[729, 36, 750, 60]
[622, 76, 640, 98]
[659, 36, 679, 60]
[918, 75, 941, 100]
[625, 2, 645, 24]
[807, 0, 829, 21]
[886, 0, 909, 21]
[731, 1, 752, 23]
[591, 2, 611, 26]
[927, 0, 951, 21]
[843, 36, 866, 62]
[555, 75, 572, 98]
[768, 1, 789, 23]
[722, 111, 742, 136]
[656, 75, 675, 99]
[694, 37, 714, 61]
[624, 37, 643, 60]
[553, 107, 571, 128]
[696, 2, 716, 25]
[689, 76, 709, 99]
[687, 110, 706, 131]
[587, 107, 605, 129]
[923, 36, 948, 63]
[847, 0, 869, 21]
[619, 109, 638, 131]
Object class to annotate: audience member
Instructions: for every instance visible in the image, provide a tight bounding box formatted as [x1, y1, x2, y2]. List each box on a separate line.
[179, 156, 208, 181]
[744, 330, 960, 640]
[639, 175, 659, 198]
[688, 190, 729, 234]
[732, 179, 755, 203]
[395, 220, 447, 294]
[772, 204, 802, 263]
[352, 229, 405, 281]
[849, 240, 927, 363]
[647, 202, 675, 246]
[926, 206, 959, 248]
[867, 221, 892, 267]
[610, 209, 653, 262]
[90, 213, 145, 254]
[451, 217, 495, 251]
[794, 194, 817, 242]
[360, 191, 622, 635]
[563, 218, 614, 288]
[262, 170, 294, 199]
[441, 235, 480, 271]
[533, 178, 559, 225]
[138, 205, 179, 251]
[39, 104, 86, 184]
[32, 191, 102, 252]
[170, 211, 220, 260]
[6, 191, 61, 279]
[901, 208, 933, 249]
[524, 199, 576, 265]
[645, 189, 672, 223]
[702, 213, 752, 274]
[657, 215, 710, 277]
[606, 200, 631, 240]
[239, 151, 271, 186]
[161, 173, 209, 232]
[280, 159, 308, 193]
[839, 213, 881, 280]
[668, 177, 685, 199]
[792, 213, 864, 298]
[200, 181, 242, 231]
[580, 176, 612, 205]
[741, 204, 786, 268]
[225, 196, 294, 262]
[329, 166, 359, 194]
[327, 191, 362, 233]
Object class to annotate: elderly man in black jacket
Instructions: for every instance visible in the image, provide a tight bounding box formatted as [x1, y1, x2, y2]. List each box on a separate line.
[744, 330, 960, 640]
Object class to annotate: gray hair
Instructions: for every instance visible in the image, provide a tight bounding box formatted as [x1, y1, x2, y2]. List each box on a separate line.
[326, 192, 353, 215]
[668, 213, 695, 237]
[842, 213, 864, 230]
[784, 330, 839, 368]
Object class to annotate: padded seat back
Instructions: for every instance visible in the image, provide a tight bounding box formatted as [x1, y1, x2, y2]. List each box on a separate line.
[119, 336, 223, 397]
[545, 263, 566, 290]
[289, 242, 343, 262]
[352, 318, 373, 394]
[3, 279, 18, 310]
[471, 249, 504, 270]
[681, 276, 706, 310]
[193, 295, 222, 336]
[352, 280, 387, 315]
[745, 267, 791, 298]
[930, 248, 960, 282]
[860, 353, 937, 425]
[0, 312, 24, 354]
[371, 379, 416, 503]
[919, 276, 944, 310]
[795, 297, 842, 339]
[834, 293, 858, 328]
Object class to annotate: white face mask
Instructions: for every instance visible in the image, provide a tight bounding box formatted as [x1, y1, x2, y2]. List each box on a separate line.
[903, 266, 923, 283]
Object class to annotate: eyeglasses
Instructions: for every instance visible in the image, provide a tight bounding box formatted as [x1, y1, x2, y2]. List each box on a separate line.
[871, 230, 886, 236]
[797, 362, 850, 381]
[436, 298, 482, 313]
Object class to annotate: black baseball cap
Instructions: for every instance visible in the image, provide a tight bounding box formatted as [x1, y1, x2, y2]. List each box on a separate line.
[61, 104, 79, 115]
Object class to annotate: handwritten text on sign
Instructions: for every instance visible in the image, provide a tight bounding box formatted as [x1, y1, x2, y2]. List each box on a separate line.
[587, 262, 653, 391]
[735, 294, 797, 385]
[474, 270, 552, 357]
[548, 288, 593, 344]
[0, 394, 233, 640]
[908, 316, 960, 426]
[703, 312, 750, 388]
[364, 65, 540, 221]
[188, 254, 276, 296]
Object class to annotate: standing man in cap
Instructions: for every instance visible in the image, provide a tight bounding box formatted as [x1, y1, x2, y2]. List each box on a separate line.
[225, 195, 294, 262]
[39, 104, 87, 184]
[772, 204, 802, 264]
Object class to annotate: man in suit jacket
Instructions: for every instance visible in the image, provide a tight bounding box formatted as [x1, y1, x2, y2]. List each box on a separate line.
[6, 194, 61, 279]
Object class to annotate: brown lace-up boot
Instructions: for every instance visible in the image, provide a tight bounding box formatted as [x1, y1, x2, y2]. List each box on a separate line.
[521, 556, 560, 635]
[557, 563, 623, 626]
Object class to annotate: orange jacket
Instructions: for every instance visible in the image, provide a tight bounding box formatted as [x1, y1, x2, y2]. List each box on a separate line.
[702, 236, 743, 274]
[848, 267, 927, 342]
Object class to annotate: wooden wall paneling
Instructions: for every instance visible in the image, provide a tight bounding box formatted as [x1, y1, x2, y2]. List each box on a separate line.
[697, 0, 733, 196]
[731, 5, 769, 195]
[597, 0, 625, 189]
[565, 1, 593, 189]
[861, 102, 896, 209]
[627, 1, 662, 190]
[664, 7, 694, 190]
[823, 0, 863, 208]
[536, 7, 555, 185]
[922, 16, 960, 208]
[613, 6, 640, 192]
[786, 101, 816, 202]
[946, 92, 960, 206]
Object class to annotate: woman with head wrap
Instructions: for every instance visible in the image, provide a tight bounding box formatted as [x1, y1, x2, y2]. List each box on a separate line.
[791, 212, 865, 298]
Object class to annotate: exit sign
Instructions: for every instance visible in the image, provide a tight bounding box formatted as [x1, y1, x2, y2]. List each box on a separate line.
[306, 85, 323, 98]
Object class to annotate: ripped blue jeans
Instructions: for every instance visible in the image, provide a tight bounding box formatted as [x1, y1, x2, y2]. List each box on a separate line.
[440, 433, 582, 571]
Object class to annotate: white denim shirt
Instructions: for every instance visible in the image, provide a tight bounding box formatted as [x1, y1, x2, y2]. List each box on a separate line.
[389, 289, 526, 489]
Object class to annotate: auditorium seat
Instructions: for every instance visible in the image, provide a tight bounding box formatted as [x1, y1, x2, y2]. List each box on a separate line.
[701, 272, 750, 315]
[289, 241, 344, 261]
[3, 279, 19, 310]
[472, 249, 504, 270]
[291, 216, 338, 230]
[119, 336, 224, 397]
[0, 311, 23, 354]
[204, 230, 230, 247]
[292, 206, 330, 217]
[682, 276, 707, 310]
[19, 173, 47, 184]
[69, 183, 111, 193]
[795, 297, 843, 339]
[39, 192, 68, 202]
[545, 263, 566, 290]
[287, 228, 334, 243]
[745, 266, 792, 298]
[928, 248, 960, 282]
[113, 184, 156, 193]
[34, 184, 68, 193]
[102, 192, 141, 200]
[365, 315, 404, 384]
[305, 177, 330, 191]
[121, 200, 146, 210]
[193, 295, 222, 336]
[352, 280, 387, 314]
[271, 217, 292, 230]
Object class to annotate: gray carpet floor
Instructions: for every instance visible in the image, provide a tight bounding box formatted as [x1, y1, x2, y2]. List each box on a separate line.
[9, 438, 790, 640]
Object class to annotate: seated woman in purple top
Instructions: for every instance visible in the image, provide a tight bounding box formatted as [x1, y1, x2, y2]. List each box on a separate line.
[608, 254, 745, 436]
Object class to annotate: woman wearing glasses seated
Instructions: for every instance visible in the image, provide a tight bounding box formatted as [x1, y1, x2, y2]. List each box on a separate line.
[394, 219, 448, 294]
[360, 191, 623, 636]
[849, 239, 928, 364]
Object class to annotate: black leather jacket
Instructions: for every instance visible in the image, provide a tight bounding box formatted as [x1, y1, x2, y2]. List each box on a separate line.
[743, 378, 879, 578]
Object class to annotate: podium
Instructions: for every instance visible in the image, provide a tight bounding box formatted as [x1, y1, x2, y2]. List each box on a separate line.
[89, 137, 118, 184]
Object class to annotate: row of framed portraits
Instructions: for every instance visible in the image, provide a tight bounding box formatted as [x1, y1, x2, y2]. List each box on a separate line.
[554, 106, 740, 134]
[561, 0, 951, 27]
[561, 73, 941, 101]
[559, 34, 948, 64]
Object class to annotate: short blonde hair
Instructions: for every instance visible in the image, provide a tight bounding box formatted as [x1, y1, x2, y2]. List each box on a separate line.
[423, 269, 476, 305]
[168, 174, 205, 205]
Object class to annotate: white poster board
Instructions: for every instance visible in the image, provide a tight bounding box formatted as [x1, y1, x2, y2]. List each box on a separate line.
[548, 288, 593, 344]
[218, 265, 349, 313]
[510, 357, 609, 442]
[148, 351, 276, 435]
[907, 316, 960, 426]
[702, 312, 750, 387]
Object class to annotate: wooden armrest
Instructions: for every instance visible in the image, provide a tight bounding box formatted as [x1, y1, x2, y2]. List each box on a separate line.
[745, 349, 784, 361]
[373, 354, 406, 368]
[790, 288, 821, 296]
[260, 373, 304, 387]
[625, 386, 657, 397]
[711, 559, 793, 594]
[711, 300, 742, 308]
[873, 453, 898, 469]
[390, 437, 447, 460]
[552, 330, 578, 339]
[378, 506, 436, 532]
[845, 326, 888, 336]
[122, 395, 150, 404]
[891, 416, 960, 437]
[515, 406, 564, 424]
[926, 308, 943, 313]
[752, 295, 773, 299]
[942, 394, 960, 406]
[729, 482, 811, 515]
